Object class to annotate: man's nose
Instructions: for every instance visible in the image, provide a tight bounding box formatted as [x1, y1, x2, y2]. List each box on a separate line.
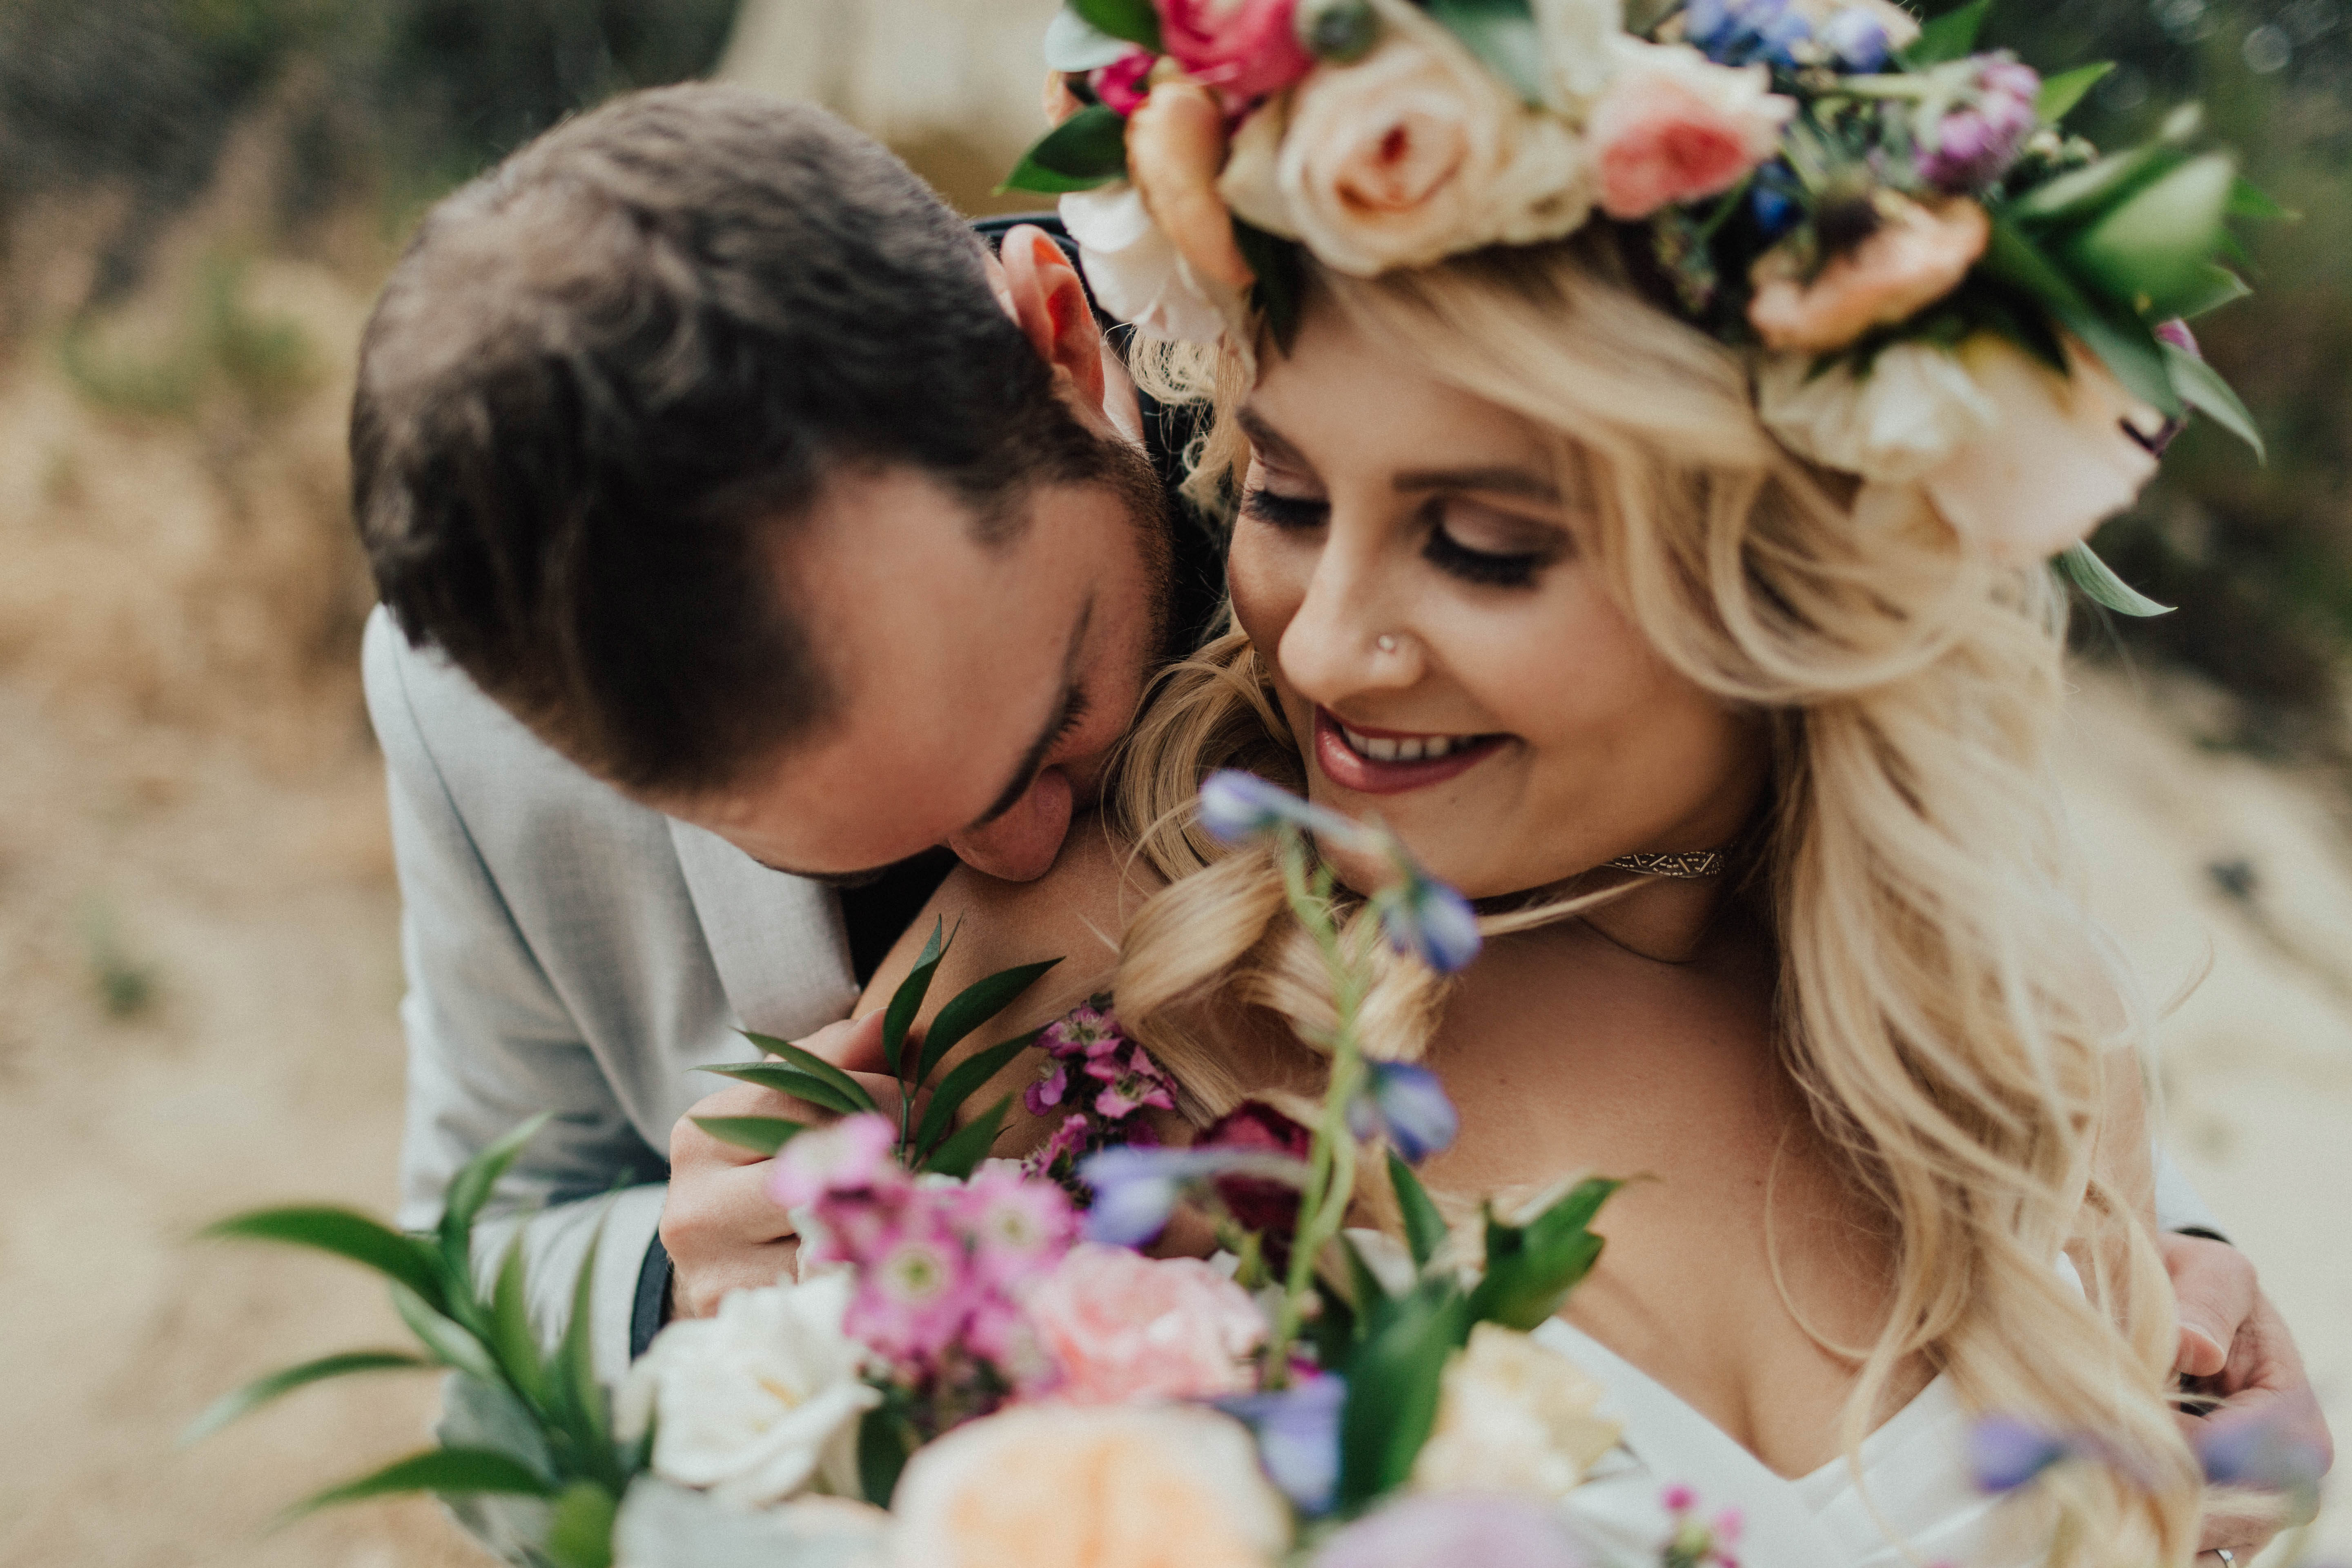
[945, 766, 1075, 883]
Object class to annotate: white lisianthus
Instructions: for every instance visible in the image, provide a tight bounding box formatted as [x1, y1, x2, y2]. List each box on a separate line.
[1256, 0, 1593, 277]
[1756, 341, 2000, 484]
[1534, 0, 1626, 114]
[1410, 1323, 1622, 1499]
[1918, 334, 2163, 562]
[1058, 183, 1237, 345]
[618, 1272, 880, 1510]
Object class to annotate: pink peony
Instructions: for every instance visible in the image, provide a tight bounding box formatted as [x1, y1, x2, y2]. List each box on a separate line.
[1024, 1243, 1265, 1404]
[1747, 195, 1989, 353]
[1157, 0, 1314, 109]
[1586, 43, 1793, 221]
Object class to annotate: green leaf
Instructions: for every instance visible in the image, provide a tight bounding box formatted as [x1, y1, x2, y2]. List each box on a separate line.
[1341, 1233, 1395, 1315]
[919, 1094, 1014, 1180]
[702, 1062, 873, 1119]
[1523, 1177, 1622, 1250]
[488, 1236, 546, 1405]
[2227, 177, 2296, 222]
[2056, 542, 2173, 617]
[2163, 341, 2265, 459]
[915, 958, 1060, 1087]
[2036, 62, 2113, 125]
[393, 1283, 504, 1384]
[1976, 217, 2181, 416]
[204, 1207, 445, 1316]
[882, 918, 949, 1078]
[1427, 0, 1545, 105]
[2007, 142, 2178, 228]
[857, 1404, 920, 1507]
[2060, 152, 2237, 321]
[1071, 0, 1163, 51]
[1467, 1180, 1620, 1331]
[1902, 0, 1991, 66]
[2164, 264, 2251, 321]
[276, 1447, 555, 1526]
[544, 1481, 619, 1568]
[741, 1031, 885, 1116]
[914, 1030, 1044, 1159]
[439, 1113, 553, 1281]
[1389, 1152, 1448, 1270]
[1334, 1281, 1472, 1505]
[690, 1116, 808, 1156]
[551, 1223, 611, 1466]
[1002, 104, 1131, 196]
[181, 1351, 431, 1447]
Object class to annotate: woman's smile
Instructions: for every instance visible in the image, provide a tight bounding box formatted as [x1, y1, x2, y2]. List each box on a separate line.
[1313, 707, 1510, 795]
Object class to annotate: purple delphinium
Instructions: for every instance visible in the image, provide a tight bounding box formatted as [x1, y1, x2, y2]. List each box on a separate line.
[1345, 1060, 1460, 1164]
[1921, 56, 2042, 192]
[1373, 871, 1482, 974]
[1967, 1414, 2076, 1492]
[1218, 1374, 1349, 1515]
[1818, 6, 1892, 69]
[1684, 0, 1813, 67]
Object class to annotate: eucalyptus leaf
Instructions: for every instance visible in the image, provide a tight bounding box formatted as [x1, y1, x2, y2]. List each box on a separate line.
[181, 1351, 430, 1447]
[913, 1030, 1043, 1158]
[918, 1094, 1014, 1180]
[1002, 104, 1131, 195]
[544, 1481, 619, 1568]
[1334, 1281, 1472, 1505]
[915, 958, 1059, 1085]
[737, 1033, 883, 1116]
[2035, 62, 2112, 124]
[203, 1206, 445, 1314]
[276, 1447, 556, 1526]
[1389, 1152, 1448, 1270]
[882, 918, 949, 1078]
[1902, 0, 1991, 66]
[2056, 541, 2173, 617]
[691, 1116, 808, 1157]
[1427, 0, 1545, 105]
[1071, 0, 1163, 51]
[704, 1061, 871, 1119]
[2163, 342, 2264, 459]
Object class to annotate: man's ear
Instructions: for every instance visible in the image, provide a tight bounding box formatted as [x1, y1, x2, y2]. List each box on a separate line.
[998, 224, 1107, 411]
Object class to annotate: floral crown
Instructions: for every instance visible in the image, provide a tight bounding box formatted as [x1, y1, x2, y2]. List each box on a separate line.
[1007, 0, 2278, 585]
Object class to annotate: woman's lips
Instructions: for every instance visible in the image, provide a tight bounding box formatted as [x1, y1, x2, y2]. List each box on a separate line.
[1313, 708, 1506, 796]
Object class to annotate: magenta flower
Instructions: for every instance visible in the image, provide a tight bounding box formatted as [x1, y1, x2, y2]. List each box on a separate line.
[1086, 1045, 1179, 1119]
[1920, 56, 2041, 192]
[1155, 0, 1312, 111]
[846, 1207, 977, 1365]
[1024, 1058, 1069, 1116]
[1092, 49, 1158, 116]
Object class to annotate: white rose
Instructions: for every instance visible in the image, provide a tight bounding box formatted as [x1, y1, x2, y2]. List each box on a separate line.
[1535, 0, 1626, 114]
[1058, 183, 1238, 345]
[619, 1272, 881, 1510]
[1918, 334, 2163, 563]
[1756, 340, 1999, 484]
[1270, 0, 1593, 277]
[1410, 1323, 1622, 1499]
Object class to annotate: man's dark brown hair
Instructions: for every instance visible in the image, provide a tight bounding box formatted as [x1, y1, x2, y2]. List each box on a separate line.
[352, 85, 1124, 793]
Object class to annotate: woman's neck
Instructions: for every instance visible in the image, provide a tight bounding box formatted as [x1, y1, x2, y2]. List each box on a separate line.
[1559, 869, 1738, 967]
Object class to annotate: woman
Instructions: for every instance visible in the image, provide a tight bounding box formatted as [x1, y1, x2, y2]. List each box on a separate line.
[849, 2, 2252, 1561]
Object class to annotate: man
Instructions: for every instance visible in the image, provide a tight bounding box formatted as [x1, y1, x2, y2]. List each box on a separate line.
[355, 88, 2325, 1529]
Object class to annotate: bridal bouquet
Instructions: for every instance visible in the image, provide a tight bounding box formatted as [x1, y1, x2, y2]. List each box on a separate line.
[192, 774, 1696, 1568]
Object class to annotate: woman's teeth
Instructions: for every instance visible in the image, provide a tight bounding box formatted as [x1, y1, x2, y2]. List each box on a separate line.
[1338, 723, 1477, 763]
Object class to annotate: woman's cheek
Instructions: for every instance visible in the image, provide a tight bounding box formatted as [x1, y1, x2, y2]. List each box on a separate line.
[1225, 520, 1305, 653]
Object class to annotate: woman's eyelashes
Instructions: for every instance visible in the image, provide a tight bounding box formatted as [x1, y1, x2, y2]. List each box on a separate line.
[1241, 485, 1552, 589]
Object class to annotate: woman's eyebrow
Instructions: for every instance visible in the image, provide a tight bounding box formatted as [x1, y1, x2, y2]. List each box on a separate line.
[1236, 405, 1307, 467]
[1391, 466, 1561, 503]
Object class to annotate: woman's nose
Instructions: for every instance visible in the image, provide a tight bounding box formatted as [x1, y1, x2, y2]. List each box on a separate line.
[1276, 547, 1422, 708]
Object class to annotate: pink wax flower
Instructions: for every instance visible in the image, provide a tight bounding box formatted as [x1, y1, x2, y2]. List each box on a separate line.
[765, 1112, 901, 1211]
[1587, 44, 1793, 221]
[1156, 0, 1313, 110]
[1023, 1242, 1265, 1404]
[1086, 1044, 1180, 1118]
[1024, 1058, 1069, 1116]
[844, 1205, 975, 1366]
[1092, 49, 1160, 116]
[960, 1163, 1078, 1290]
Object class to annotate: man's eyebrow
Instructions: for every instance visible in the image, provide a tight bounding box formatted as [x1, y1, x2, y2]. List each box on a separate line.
[1392, 466, 1561, 503]
[966, 597, 1095, 833]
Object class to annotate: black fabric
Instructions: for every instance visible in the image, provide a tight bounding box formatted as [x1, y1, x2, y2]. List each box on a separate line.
[839, 846, 959, 986]
[630, 1229, 673, 1360]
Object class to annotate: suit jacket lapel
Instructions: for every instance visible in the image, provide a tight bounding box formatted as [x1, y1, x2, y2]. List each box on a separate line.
[668, 818, 860, 1043]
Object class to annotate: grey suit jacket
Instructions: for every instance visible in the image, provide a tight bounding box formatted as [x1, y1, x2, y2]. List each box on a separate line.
[365, 607, 863, 1381]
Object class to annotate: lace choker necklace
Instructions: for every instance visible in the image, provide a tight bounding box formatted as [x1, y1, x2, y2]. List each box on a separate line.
[1602, 851, 1729, 880]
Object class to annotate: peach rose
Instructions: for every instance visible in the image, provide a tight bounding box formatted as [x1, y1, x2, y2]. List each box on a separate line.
[888, 1404, 1290, 1568]
[1916, 334, 2164, 562]
[1245, 0, 1594, 276]
[1129, 80, 1258, 292]
[1748, 196, 1990, 353]
[1586, 40, 1793, 221]
[1756, 339, 2000, 483]
[1024, 1242, 1264, 1404]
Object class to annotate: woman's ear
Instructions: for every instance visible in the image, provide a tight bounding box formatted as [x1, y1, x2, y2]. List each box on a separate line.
[998, 224, 1107, 411]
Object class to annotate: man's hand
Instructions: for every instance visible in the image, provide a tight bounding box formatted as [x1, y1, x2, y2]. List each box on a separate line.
[660, 1013, 895, 1321]
[2162, 1232, 2336, 1558]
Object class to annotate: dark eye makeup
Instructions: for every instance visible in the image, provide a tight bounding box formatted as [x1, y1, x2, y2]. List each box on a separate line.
[1242, 486, 1551, 590]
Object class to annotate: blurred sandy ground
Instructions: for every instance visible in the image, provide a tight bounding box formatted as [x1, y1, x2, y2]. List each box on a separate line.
[0, 3, 2342, 1563]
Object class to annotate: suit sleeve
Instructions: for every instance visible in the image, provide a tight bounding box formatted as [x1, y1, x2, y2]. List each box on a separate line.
[365, 609, 666, 1383]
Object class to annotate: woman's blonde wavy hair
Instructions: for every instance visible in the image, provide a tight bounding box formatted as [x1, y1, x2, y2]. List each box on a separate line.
[1105, 234, 2198, 1565]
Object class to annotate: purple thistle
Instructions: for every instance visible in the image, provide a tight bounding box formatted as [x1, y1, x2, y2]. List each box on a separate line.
[1967, 1414, 2075, 1492]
